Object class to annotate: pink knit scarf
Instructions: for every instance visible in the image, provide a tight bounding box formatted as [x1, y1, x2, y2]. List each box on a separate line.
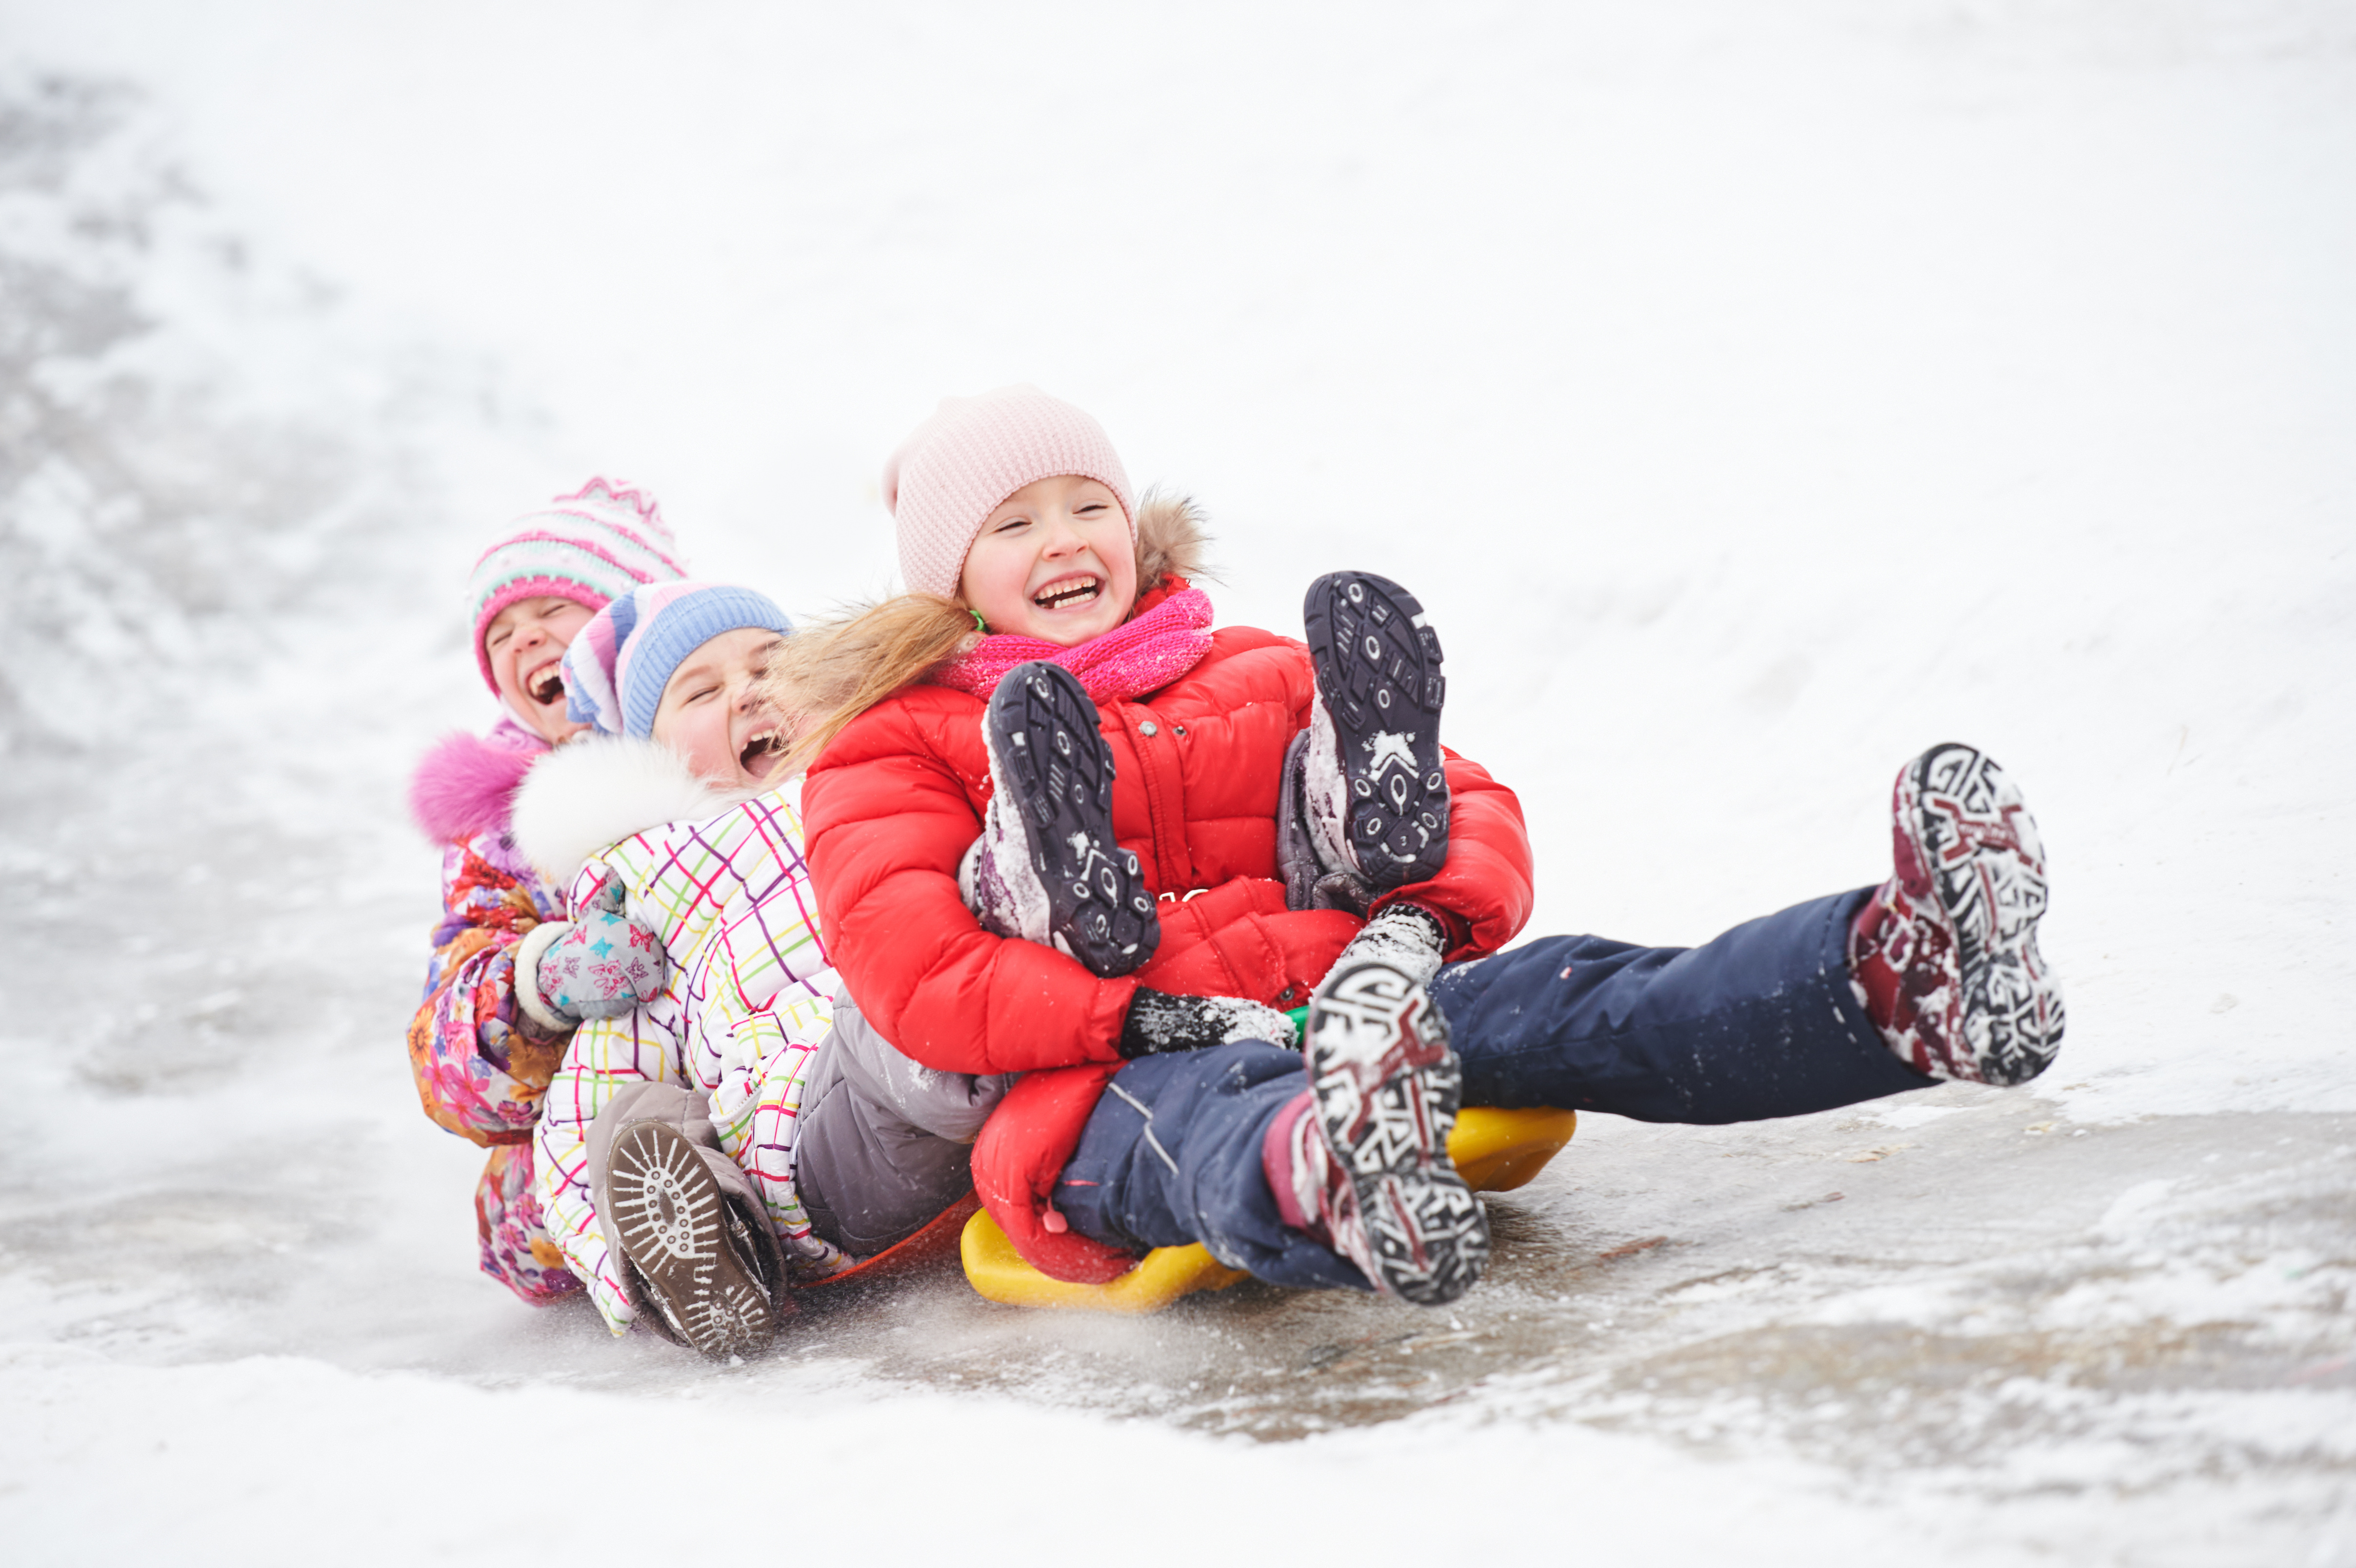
[933, 587, 1216, 706]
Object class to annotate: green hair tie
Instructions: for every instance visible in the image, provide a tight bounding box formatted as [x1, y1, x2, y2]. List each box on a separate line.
[969, 608, 988, 633]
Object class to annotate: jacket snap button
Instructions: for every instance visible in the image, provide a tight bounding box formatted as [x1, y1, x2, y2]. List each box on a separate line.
[1138, 720, 1159, 736]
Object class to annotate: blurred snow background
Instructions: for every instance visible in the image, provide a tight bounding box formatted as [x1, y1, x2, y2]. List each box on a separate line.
[0, 2, 2349, 1563]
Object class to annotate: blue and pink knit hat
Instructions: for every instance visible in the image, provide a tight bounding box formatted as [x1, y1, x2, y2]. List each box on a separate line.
[466, 478, 688, 693]
[561, 580, 793, 738]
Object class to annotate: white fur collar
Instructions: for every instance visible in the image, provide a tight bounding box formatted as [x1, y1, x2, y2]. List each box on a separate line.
[509, 736, 756, 887]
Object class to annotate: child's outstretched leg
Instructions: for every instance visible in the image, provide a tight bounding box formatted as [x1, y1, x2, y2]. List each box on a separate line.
[1297, 570, 1452, 891]
[1437, 745, 2065, 1121]
[1291, 955, 1488, 1303]
[960, 660, 1160, 976]
[1850, 743, 2064, 1086]
[1050, 956, 1488, 1306]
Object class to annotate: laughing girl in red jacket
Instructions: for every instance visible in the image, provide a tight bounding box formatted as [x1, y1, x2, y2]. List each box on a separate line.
[771, 386, 2066, 1309]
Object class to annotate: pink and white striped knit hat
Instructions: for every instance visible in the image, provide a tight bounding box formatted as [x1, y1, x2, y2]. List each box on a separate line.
[465, 478, 688, 693]
[884, 385, 1136, 599]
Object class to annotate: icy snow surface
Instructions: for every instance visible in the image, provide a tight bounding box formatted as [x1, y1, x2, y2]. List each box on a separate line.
[1, 2, 2352, 1563]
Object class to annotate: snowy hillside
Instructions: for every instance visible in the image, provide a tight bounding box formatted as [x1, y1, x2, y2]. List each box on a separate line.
[0, 4, 2350, 1564]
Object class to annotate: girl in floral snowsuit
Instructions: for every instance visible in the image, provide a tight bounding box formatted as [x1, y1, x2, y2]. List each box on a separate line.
[406, 479, 685, 1304]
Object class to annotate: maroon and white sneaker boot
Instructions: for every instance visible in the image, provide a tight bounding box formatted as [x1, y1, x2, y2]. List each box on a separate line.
[1296, 955, 1487, 1305]
[1850, 743, 2066, 1086]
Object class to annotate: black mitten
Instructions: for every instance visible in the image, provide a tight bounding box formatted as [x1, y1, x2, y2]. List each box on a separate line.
[1118, 987, 1298, 1058]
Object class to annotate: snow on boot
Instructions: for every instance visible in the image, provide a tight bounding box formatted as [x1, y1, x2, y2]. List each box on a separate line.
[1302, 955, 1487, 1305]
[973, 660, 1159, 977]
[1326, 903, 1450, 992]
[1301, 571, 1451, 887]
[1850, 743, 2066, 1086]
[604, 1118, 788, 1361]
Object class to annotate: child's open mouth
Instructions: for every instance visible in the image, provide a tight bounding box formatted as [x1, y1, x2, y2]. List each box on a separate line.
[739, 728, 784, 778]
[525, 662, 564, 706]
[1032, 576, 1102, 612]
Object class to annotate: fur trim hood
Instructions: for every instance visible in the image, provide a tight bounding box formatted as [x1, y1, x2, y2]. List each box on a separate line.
[1128, 488, 1214, 600]
[508, 736, 756, 888]
[759, 489, 1213, 772]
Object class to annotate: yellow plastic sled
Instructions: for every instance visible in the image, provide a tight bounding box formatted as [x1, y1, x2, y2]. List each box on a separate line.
[960, 1105, 1576, 1313]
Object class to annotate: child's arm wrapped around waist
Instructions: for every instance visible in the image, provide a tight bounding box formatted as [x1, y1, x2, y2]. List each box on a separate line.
[664, 783, 839, 1093]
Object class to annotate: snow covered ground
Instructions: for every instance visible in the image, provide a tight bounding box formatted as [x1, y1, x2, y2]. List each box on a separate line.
[1, 2, 2350, 1562]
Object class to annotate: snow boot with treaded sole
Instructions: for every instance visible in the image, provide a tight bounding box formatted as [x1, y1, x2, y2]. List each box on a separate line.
[982, 660, 1159, 977]
[605, 1118, 786, 1360]
[1302, 571, 1451, 886]
[1303, 955, 1487, 1305]
[1877, 743, 2066, 1086]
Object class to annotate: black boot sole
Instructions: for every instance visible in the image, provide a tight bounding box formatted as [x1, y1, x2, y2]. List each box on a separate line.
[985, 660, 1160, 977]
[606, 1120, 783, 1360]
[1302, 571, 1451, 886]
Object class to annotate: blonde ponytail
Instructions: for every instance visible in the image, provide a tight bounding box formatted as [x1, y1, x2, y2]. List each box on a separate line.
[761, 593, 981, 778]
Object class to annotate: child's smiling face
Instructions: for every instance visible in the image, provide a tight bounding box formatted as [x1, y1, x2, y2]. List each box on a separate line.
[485, 595, 594, 743]
[957, 475, 1137, 647]
[650, 626, 792, 791]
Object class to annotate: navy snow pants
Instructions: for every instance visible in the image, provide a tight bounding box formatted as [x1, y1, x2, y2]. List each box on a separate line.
[1054, 887, 1934, 1289]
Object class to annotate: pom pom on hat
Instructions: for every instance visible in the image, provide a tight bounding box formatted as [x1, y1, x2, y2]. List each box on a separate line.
[884, 385, 1135, 600]
[561, 581, 793, 739]
[467, 478, 688, 693]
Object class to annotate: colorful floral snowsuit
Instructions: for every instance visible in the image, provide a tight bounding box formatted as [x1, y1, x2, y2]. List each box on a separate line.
[407, 723, 579, 1305]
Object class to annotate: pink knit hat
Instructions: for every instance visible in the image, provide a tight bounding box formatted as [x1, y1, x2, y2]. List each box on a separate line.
[884, 386, 1136, 599]
[465, 478, 688, 693]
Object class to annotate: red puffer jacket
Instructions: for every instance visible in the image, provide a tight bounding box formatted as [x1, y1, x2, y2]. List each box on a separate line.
[801, 584, 1534, 1281]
